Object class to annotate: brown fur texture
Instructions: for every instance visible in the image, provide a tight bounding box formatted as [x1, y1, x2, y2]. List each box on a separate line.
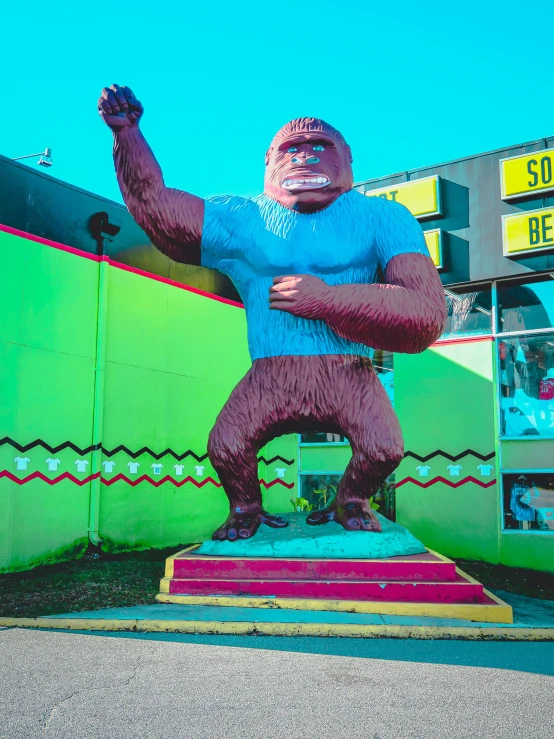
[208, 354, 404, 539]
[270, 254, 446, 354]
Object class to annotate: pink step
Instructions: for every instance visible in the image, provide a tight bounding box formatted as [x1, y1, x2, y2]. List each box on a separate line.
[167, 572, 485, 603]
[172, 551, 456, 583]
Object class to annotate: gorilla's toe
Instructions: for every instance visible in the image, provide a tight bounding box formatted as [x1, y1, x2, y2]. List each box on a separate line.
[262, 514, 289, 528]
[339, 502, 381, 532]
[306, 507, 336, 526]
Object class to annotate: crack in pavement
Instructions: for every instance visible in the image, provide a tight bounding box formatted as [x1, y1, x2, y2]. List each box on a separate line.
[34, 655, 143, 737]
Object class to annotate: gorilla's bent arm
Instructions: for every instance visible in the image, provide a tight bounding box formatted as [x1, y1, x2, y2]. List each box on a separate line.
[271, 252, 447, 354]
[113, 127, 204, 265]
[323, 253, 447, 353]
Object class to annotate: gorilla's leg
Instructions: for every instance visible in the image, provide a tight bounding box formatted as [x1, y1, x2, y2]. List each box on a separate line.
[208, 360, 290, 541]
[209, 355, 402, 539]
[307, 358, 404, 532]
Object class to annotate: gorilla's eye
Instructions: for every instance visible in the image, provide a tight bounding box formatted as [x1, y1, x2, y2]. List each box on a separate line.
[287, 147, 298, 153]
[313, 145, 325, 152]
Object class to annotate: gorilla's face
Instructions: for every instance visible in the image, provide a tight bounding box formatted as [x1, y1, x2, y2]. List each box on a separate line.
[264, 128, 353, 213]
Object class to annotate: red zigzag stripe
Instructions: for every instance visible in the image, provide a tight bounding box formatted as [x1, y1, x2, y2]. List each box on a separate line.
[0, 470, 294, 489]
[396, 476, 497, 489]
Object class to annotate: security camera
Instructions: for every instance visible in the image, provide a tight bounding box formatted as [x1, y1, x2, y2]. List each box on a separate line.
[38, 157, 52, 167]
[88, 211, 121, 243]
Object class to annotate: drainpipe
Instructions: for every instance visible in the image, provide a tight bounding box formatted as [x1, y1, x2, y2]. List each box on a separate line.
[88, 256, 109, 546]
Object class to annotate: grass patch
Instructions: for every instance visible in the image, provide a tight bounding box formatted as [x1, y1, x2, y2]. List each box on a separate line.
[1, 550, 553, 619]
[0, 547, 184, 618]
[455, 559, 554, 601]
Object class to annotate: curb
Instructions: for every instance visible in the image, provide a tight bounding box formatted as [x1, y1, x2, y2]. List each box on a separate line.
[1, 617, 553, 640]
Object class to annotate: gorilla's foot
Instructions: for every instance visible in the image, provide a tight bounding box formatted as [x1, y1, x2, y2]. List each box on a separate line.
[212, 504, 288, 541]
[306, 499, 382, 532]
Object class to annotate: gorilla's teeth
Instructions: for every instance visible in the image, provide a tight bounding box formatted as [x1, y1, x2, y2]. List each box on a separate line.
[282, 176, 330, 189]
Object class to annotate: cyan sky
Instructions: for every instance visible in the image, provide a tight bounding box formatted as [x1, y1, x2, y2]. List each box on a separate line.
[2, 1, 553, 203]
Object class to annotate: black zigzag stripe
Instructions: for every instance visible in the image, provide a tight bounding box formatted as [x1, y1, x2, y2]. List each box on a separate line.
[0, 437, 102, 455]
[404, 449, 495, 463]
[101, 445, 210, 461]
[257, 456, 295, 466]
[0, 437, 293, 465]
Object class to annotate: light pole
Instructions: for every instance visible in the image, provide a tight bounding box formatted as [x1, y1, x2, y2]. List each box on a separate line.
[12, 147, 52, 167]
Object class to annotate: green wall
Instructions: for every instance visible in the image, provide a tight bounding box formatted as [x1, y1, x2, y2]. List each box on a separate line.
[395, 339, 500, 562]
[0, 231, 97, 571]
[3, 229, 553, 573]
[0, 230, 292, 572]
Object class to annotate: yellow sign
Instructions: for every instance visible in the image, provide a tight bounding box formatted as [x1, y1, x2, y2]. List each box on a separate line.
[502, 207, 554, 256]
[500, 150, 554, 200]
[364, 175, 441, 219]
[424, 229, 443, 269]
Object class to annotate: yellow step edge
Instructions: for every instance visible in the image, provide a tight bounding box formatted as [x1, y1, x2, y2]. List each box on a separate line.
[164, 545, 198, 578]
[0, 617, 547, 640]
[155, 590, 513, 624]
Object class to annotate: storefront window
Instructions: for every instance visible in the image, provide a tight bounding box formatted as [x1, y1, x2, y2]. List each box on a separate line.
[300, 432, 348, 444]
[440, 285, 492, 339]
[498, 332, 554, 437]
[502, 473, 554, 531]
[374, 349, 394, 406]
[300, 473, 341, 509]
[497, 275, 554, 333]
[297, 473, 396, 520]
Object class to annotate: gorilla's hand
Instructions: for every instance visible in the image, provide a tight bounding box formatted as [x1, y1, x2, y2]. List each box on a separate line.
[269, 274, 333, 320]
[98, 84, 144, 131]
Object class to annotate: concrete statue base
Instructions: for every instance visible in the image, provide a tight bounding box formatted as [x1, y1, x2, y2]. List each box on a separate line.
[197, 512, 426, 559]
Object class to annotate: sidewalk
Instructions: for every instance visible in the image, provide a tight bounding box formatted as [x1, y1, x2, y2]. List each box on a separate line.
[1, 590, 553, 640]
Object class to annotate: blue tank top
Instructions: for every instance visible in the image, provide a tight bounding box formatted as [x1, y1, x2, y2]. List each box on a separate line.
[201, 189, 429, 361]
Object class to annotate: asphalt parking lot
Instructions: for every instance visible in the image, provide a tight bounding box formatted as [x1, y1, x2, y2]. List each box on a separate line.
[1, 628, 553, 738]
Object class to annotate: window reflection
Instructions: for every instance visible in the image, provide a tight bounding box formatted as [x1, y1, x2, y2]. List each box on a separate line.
[300, 432, 348, 443]
[299, 474, 341, 509]
[297, 474, 396, 520]
[441, 285, 492, 339]
[498, 275, 554, 333]
[498, 332, 554, 437]
[503, 473, 554, 531]
[374, 349, 394, 406]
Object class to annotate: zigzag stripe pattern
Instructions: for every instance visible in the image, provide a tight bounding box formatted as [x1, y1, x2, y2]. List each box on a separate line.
[0, 437, 293, 465]
[396, 476, 497, 489]
[404, 449, 495, 463]
[257, 456, 295, 466]
[0, 470, 100, 487]
[1, 437, 102, 455]
[103, 445, 208, 461]
[102, 473, 222, 488]
[0, 470, 294, 490]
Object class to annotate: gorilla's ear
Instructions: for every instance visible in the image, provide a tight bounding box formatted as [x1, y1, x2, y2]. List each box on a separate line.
[265, 147, 273, 166]
[346, 145, 353, 164]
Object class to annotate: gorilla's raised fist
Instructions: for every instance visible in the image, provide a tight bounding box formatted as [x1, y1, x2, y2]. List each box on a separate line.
[98, 84, 143, 131]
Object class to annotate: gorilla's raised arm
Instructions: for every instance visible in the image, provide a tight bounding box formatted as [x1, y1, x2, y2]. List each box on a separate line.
[99, 85, 204, 265]
[270, 253, 447, 354]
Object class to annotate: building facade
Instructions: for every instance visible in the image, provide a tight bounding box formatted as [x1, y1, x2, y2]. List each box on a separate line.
[1, 138, 554, 573]
[356, 138, 554, 571]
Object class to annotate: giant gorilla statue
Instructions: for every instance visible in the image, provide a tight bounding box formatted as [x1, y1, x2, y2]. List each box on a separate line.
[99, 84, 447, 541]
